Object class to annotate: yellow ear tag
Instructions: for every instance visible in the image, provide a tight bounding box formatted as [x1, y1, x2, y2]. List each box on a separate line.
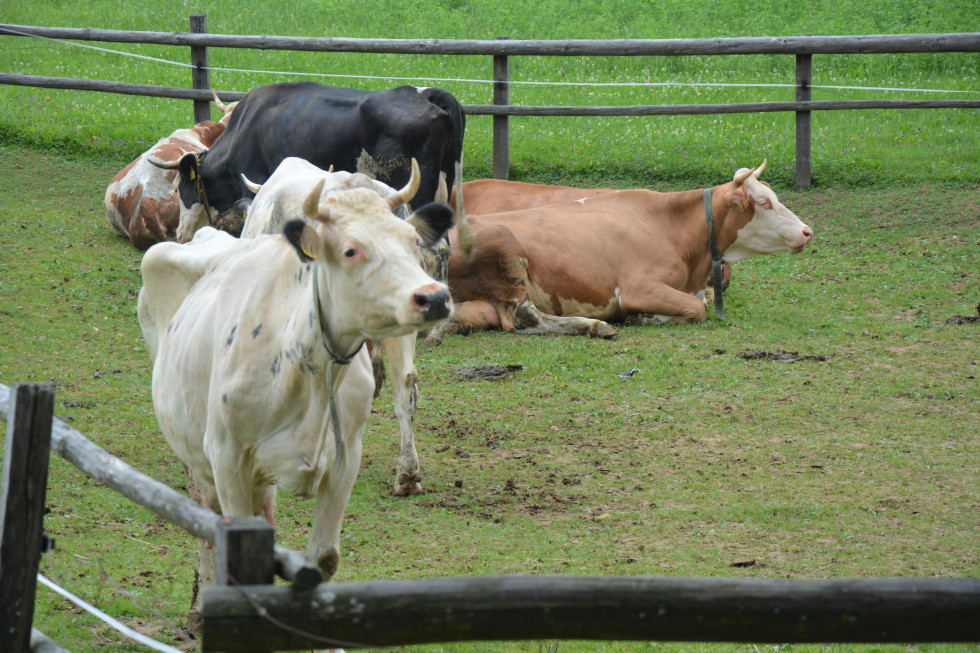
[189, 169, 197, 180]
[300, 243, 317, 261]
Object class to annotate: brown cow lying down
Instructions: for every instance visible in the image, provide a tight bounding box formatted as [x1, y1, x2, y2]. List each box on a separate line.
[104, 93, 237, 249]
[424, 161, 811, 345]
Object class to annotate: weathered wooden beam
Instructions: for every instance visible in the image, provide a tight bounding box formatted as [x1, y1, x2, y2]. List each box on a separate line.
[492, 35, 511, 180]
[795, 53, 813, 188]
[2, 24, 979, 56]
[3, 75, 978, 117]
[189, 14, 211, 124]
[0, 384, 55, 653]
[464, 99, 980, 116]
[213, 517, 275, 588]
[202, 575, 980, 652]
[273, 545, 322, 591]
[0, 383, 319, 589]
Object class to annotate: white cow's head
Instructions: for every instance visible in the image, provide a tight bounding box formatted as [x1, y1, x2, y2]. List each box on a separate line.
[722, 160, 814, 262]
[283, 160, 455, 341]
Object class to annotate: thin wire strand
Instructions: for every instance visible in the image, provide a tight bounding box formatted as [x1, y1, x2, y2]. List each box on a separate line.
[4, 26, 978, 95]
[37, 573, 186, 653]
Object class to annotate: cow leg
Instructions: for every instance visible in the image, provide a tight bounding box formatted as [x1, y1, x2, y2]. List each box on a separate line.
[513, 300, 618, 338]
[620, 283, 708, 324]
[184, 468, 219, 636]
[382, 335, 423, 495]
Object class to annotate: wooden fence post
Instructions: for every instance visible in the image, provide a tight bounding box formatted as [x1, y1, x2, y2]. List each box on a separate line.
[190, 14, 211, 124]
[0, 383, 55, 653]
[492, 35, 511, 180]
[213, 516, 276, 587]
[795, 53, 812, 187]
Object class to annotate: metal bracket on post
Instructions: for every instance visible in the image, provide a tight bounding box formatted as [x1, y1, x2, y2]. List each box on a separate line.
[492, 35, 510, 180]
[795, 53, 812, 188]
[190, 14, 211, 124]
[0, 383, 55, 653]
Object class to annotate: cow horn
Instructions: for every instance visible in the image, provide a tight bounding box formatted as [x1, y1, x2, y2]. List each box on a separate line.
[753, 158, 768, 178]
[453, 156, 474, 261]
[303, 178, 326, 219]
[147, 155, 179, 170]
[387, 158, 421, 210]
[240, 173, 263, 195]
[734, 166, 756, 185]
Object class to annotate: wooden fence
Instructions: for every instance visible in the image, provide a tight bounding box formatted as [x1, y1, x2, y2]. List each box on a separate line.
[2, 20, 980, 186]
[2, 380, 980, 651]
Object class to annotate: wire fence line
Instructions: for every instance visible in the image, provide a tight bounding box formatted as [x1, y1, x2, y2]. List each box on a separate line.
[4, 25, 979, 95]
[3, 22, 980, 186]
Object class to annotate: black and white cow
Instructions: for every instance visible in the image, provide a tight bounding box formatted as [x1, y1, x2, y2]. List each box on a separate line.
[149, 81, 468, 248]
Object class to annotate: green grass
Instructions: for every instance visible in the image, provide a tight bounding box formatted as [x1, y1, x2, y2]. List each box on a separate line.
[0, 142, 977, 652]
[1, 1, 979, 650]
[1, 0, 980, 187]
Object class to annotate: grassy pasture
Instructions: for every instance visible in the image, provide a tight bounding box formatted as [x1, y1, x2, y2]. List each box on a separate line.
[1, 1, 979, 651]
[1, 0, 980, 187]
[0, 142, 977, 652]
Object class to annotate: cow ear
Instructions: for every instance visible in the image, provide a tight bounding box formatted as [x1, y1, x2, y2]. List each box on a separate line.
[283, 220, 319, 262]
[726, 185, 752, 211]
[176, 152, 201, 182]
[406, 201, 455, 248]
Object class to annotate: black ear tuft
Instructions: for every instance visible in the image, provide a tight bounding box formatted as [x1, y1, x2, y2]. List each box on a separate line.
[409, 201, 455, 248]
[283, 220, 313, 262]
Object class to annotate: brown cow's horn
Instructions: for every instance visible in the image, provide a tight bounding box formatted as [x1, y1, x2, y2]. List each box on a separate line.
[302, 178, 326, 219]
[387, 158, 421, 210]
[147, 155, 179, 170]
[734, 166, 756, 185]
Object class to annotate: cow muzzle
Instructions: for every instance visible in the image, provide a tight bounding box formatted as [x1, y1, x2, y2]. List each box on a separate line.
[791, 225, 814, 253]
[412, 284, 453, 323]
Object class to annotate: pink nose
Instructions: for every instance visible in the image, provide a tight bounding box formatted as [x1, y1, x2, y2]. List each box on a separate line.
[801, 226, 814, 243]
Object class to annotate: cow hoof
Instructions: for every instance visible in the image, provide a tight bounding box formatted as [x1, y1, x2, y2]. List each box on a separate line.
[420, 333, 443, 349]
[186, 609, 203, 636]
[394, 481, 423, 496]
[591, 321, 618, 339]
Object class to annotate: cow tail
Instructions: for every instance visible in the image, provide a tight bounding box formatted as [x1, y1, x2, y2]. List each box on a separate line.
[369, 340, 386, 399]
[454, 157, 474, 260]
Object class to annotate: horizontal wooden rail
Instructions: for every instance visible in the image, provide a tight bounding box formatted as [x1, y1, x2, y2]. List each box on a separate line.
[4, 74, 978, 118]
[0, 383, 321, 587]
[3, 24, 980, 55]
[201, 575, 980, 651]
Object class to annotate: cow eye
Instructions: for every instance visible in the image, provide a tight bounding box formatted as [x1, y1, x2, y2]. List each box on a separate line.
[343, 247, 358, 259]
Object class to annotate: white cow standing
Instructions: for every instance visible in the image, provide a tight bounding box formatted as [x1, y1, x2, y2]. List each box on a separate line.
[137, 162, 454, 622]
[242, 157, 453, 495]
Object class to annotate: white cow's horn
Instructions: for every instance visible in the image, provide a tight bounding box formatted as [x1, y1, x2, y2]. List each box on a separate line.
[387, 158, 421, 210]
[753, 158, 768, 178]
[303, 178, 327, 219]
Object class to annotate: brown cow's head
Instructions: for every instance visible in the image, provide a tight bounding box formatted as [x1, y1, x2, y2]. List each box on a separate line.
[722, 160, 814, 262]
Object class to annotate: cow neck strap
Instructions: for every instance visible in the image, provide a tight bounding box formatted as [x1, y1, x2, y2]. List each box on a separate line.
[311, 265, 366, 472]
[703, 188, 725, 320]
[194, 150, 217, 226]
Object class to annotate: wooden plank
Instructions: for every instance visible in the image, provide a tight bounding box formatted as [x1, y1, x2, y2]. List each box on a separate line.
[3, 75, 978, 116]
[795, 53, 813, 188]
[213, 517, 275, 588]
[492, 36, 510, 180]
[0, 383, 220, 542]
[202, 575, 980, 651]
[189, 14, 210, 124]
[0, 384, 55, 653]
[2, 24, 979, 55]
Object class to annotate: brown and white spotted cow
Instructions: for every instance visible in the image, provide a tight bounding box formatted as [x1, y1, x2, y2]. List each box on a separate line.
[103, 92, 237, 249]
[425, 161, 812, 345]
